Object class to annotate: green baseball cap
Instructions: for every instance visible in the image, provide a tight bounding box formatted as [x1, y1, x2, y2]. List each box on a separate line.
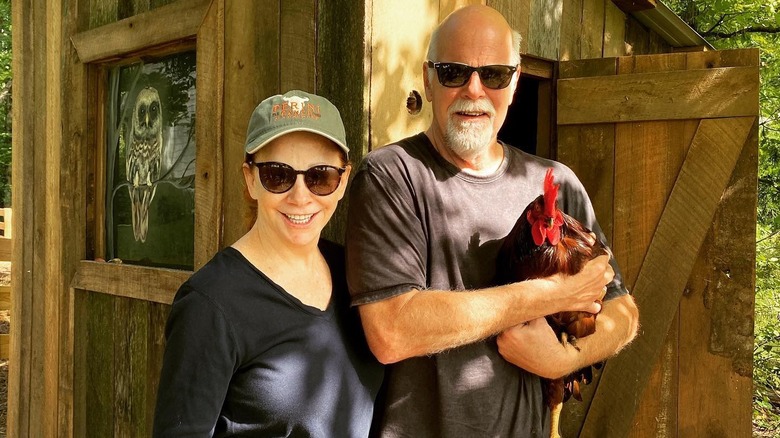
[244, 90, 349, 156]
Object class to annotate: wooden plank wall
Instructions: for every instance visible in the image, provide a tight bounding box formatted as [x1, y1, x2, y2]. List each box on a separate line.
[318, 0, 370, 243]
[558, 50, 757, 438]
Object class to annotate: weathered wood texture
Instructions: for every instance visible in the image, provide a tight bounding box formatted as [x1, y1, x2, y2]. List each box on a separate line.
[614, 53, 690, 438]
[604, 0, 627, 56]
[194, 0, 224, 269]
[558, 66, 759, 124]
[75, 290, 170, 437]
[557, 49, 758, 438]
[368, 0, 437, 152]
[0, 207, 12, 238]
[221, 0, 280, 246]
[489, 0, 532, 54]
[72, 0, 209, 63]
[71, 261, 191, 305]
[318, 0, 370, 243]
[528, 0, 563, 59]
[10, 0, 73, 436]
[280, 0, 317, 93]
[0, 285, 9, 358]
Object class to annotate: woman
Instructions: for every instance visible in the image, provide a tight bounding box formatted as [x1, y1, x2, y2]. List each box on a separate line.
[153, 90, 383, 437]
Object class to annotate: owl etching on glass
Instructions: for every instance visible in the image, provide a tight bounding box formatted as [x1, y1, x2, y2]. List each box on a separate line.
[126, 86, 163, 243]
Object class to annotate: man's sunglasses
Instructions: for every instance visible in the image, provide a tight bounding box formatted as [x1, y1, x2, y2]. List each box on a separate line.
[250, 161, 346, 196]
[426, 61, 518, 90]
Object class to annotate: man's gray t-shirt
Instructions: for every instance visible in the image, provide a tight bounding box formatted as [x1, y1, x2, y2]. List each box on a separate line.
[346, 132, 627, 437]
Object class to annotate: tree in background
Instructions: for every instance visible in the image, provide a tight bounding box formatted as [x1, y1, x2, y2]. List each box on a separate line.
[665, 0, 780, 434]
[0, 0, 9, 207]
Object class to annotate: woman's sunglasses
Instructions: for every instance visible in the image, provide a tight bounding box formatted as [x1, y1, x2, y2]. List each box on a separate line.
[426, 61, 518, 90]
[250, 161, 346, 196]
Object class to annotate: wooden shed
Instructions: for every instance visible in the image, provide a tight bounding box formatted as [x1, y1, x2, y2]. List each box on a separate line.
[9, 0, 758, 436]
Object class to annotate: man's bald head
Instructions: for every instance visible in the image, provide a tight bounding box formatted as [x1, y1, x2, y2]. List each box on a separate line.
[426, 5, 521, 66]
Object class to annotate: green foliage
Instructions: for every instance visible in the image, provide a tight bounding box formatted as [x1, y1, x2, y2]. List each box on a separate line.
[665, 0, 780, 431]
[0, 0, 10, 207]
[755, 226, 780, 433]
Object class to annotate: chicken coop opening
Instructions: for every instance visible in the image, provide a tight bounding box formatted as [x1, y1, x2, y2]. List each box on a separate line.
[498, 74, 544, 157]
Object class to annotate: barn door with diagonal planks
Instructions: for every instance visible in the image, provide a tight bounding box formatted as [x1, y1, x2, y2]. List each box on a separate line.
[555, 49, 759, 438]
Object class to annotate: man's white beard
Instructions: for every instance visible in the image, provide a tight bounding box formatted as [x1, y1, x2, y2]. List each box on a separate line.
[444, 98, 496, 160]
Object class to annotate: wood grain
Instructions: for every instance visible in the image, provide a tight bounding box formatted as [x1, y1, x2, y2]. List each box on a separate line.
[488, 0, 532, 54]
[369, 0, 436, 151]
[72, 0, 210, 63]
[580, 116, 754, 437]
[618, 50, 686, 438]
[222, 0, 279, 246]
[558, 66, 759, 125]
[70, 261, 191, 304]
[528, 0, 563, 59]
[194, 0, 223, 269]
[581, 0, 605, 58]
[280, 0, 317, 93]
[676, 122, 757, 438]
[603, 0, 626, 57]
[559, 0, 582, 61]
[318, 0, 370, 243]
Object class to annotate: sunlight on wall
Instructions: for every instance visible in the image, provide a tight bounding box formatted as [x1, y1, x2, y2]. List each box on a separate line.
[370, 0, 439, 150]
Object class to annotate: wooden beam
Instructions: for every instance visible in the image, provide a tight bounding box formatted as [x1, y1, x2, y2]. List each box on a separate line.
[280, 0, 317, 93]
[222, 0, 280, 247]
[579, 116, 754, 437]
[193, 0, 224, 269]
[611, 0, 656, 13]
[70, 261, 191, 305]
[528, 0, 563, 60]
[519, 55, 555, 79]
[558, 66, 759, 124]
[9, 0, 37, 434]
[0, 334, 8, 358]
[318, 0, 369, 243]
[70, 0, 210, 63]
[0, 238, 11, 261]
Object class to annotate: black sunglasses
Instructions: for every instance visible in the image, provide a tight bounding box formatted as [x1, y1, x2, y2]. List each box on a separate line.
[250, 161, 346, 196]
[426, 61, 518, 89]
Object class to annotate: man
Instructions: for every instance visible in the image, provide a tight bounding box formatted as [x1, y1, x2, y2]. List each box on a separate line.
[346, 5, 639, 437]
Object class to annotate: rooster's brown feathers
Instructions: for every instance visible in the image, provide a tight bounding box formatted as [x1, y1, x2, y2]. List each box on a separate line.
[496, 169, 607, 410]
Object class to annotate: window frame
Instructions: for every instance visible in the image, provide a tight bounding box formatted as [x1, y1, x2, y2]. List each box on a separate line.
[70, 0, 221, 301]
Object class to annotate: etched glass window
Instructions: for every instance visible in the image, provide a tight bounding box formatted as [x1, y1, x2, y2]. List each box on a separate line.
[105, 51, 196, 269]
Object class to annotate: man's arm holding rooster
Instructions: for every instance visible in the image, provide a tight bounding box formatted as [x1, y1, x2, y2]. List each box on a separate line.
[495, 293, 639, 379]
[358, 261, 613, 364]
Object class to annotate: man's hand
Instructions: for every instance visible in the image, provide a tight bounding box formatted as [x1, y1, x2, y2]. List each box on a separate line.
[497, 294, 639, 379]
[543, 254, 613, 315]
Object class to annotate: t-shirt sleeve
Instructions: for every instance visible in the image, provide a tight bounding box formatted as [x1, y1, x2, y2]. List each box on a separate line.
[555, 165, 630, 301]
[152, 283, 238, 437]
[345, 162, 428, 306]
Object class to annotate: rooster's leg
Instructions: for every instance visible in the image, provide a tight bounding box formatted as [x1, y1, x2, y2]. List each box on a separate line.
[560, 332, 581, 352]
[549, 402, 563, 438]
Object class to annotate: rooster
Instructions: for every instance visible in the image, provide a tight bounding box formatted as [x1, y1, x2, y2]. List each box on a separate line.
[495, 168, 607, 438]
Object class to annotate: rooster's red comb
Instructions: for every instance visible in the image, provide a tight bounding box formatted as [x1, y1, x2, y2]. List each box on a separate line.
[543, 168, 559, 218]
[527, 168, 564, 246]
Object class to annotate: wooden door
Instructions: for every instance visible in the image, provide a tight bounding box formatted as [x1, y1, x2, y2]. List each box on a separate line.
[555, 49, 758, 437]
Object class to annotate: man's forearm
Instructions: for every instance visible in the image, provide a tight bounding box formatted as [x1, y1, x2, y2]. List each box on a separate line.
[359, 258, 614, 364]
[567, 294, 639, 371]
[358, 281, 555, 364]
[495, 293, 639, 379]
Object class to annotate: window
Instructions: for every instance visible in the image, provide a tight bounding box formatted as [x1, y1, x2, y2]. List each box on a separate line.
[104, 51, 196, 269]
